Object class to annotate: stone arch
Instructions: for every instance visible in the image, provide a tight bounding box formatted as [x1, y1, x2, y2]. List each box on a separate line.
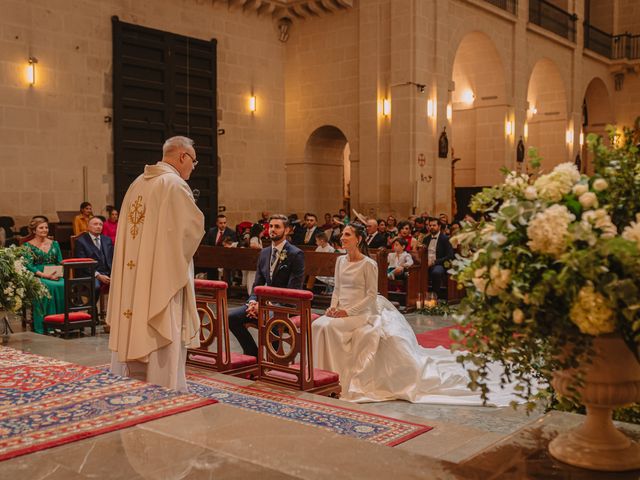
[450, 31, 508, 187]
[526, 58, 569, 169]
[287, 125, 349, 216]
[581, 76, 614, 172]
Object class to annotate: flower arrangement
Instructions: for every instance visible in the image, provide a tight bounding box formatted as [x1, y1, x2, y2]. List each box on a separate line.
[450, 124, 640, 412]
[0, 246, 49, 314]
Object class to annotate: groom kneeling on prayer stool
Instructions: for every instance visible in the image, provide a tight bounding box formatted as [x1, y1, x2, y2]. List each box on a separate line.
[108, 136, 204, 392]
[228, 214, 305, 357]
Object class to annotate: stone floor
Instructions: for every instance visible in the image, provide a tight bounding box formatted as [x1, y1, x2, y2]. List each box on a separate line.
[2, 310, 639, 479]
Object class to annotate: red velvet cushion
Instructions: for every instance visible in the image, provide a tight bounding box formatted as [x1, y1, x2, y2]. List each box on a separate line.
[194, 279, 228, 291]
[44, 312, 93, 323]
[62, 258, 97, 264]
[268, 364, 339, 387]
[189, 352, 256, 369]
[290, 313, 320, 327]
[254, 286, 313, 301]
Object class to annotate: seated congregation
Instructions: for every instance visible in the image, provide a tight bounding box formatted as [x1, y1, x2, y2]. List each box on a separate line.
[8, 184, 480, 404]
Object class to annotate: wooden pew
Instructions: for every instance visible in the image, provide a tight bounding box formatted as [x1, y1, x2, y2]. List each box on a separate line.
[194, 245, 390, 300]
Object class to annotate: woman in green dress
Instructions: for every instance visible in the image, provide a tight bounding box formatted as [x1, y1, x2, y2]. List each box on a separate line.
[22, 219, 64, 334]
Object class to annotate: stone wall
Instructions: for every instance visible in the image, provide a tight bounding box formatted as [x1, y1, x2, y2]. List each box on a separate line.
[0, 0, 286, 227]
[0, 0, 636, 230]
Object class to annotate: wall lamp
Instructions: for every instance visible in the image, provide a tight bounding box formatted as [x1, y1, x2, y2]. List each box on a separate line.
[27, 57, 38, 86]
[382, 98, 391, 116]
[505, 120, 514, 137]
[427, 99, 436, 118]
[566, 129, 574, 145]
[249, 95, 257, 113]
[446, 103, 452, 122]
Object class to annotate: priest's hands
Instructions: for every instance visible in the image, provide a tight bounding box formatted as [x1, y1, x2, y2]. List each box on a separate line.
[246, 300, 258, 319]
[97, 274, 111, 285]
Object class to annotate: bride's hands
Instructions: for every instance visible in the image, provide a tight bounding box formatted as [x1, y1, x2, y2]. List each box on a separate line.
[326, 307, 348, 318]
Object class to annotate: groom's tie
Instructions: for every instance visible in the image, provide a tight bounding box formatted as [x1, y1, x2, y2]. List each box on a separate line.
[269, 247, 278, 279]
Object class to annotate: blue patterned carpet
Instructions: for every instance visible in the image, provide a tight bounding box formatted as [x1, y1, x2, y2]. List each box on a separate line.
[187, 373, 432, 446]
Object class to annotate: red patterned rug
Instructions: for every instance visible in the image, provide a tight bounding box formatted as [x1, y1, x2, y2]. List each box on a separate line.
[187, 373, 432, 446]
[0, 347, 216, 462]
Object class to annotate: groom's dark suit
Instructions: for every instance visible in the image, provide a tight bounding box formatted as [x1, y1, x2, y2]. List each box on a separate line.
[228, 241, 305, 356]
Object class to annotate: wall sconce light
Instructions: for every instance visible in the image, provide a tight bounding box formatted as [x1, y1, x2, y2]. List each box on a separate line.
[27, 57, 38, 86]
[530, 105, 538, 115]
[446, 103, 452, 122]
[524, 122, 529, 140]
[249, 95, 257, 113]
[382, 98, 391, 116]
[566, 129, 574, 144]
[461, 89, 475, 104]
[579, 131, 584, 147]
[505, 120, 514, 137]
[427, 99, 435, 118]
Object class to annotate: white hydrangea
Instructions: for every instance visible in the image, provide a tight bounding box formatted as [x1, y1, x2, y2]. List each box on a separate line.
[622, 213, 640, 249]
[504, 172, 529, 192]
[527, 204, 575, 257]
[534, 162, 581, 202]
[581, 209, 617, 239]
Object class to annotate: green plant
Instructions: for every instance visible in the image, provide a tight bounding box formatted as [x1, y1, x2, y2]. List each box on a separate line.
[449, 121, 640, 412]
[0, 245, 49, 313]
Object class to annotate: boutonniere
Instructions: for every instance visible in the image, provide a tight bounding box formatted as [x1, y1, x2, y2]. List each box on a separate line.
[278, 250, 288, 263]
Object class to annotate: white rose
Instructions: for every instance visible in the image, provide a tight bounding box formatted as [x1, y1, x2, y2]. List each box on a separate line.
[579, 192, 598, 209]
[524, 186, 537, 200]
[572, 184, 588, 196]
[592, 178, 608, 192]
[512, 308, 524, 324]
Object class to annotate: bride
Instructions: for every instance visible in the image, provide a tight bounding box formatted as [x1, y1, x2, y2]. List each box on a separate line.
[312, 222, 519, 406]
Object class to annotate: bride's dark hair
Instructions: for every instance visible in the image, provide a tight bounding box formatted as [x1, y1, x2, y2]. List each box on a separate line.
[345, 222, 370, 257]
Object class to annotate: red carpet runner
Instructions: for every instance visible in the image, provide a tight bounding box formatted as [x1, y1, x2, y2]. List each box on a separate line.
[0, 347, 216, 461]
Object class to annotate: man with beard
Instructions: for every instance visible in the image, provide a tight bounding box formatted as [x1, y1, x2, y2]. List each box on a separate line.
[227, 214, 305, 356]
[425, 217, 455, 301]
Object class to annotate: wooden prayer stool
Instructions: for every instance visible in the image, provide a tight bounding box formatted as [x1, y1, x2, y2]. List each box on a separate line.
[253, 286, 341, 398]
[186, 279, 258, 378]
[43, 258, 98, 338]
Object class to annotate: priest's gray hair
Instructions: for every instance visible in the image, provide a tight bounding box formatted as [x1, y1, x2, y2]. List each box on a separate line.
[162, 136, 194, 157]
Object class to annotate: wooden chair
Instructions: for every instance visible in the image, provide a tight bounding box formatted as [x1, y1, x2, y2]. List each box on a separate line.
[43, 258, 98, 338]
[186, 279, 258, 377]
[254, 285, 341, 397]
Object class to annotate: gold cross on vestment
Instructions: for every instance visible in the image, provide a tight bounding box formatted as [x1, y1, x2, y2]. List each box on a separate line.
[123, 310, 132, 320]
[128, 195, 146, 240]
[126, 260, 136, 270]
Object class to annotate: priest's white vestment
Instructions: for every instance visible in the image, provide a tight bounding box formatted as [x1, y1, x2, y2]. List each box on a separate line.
[107, 161, 204, 391]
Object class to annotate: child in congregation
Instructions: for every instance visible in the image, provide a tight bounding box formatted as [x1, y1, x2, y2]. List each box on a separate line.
[387, 238, 414, 279]
[314, 231, 335, 253]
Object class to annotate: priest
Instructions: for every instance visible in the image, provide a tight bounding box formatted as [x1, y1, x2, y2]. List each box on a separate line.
[107, 136, 204, 392]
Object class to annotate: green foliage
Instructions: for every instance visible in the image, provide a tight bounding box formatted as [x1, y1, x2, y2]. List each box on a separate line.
[0, 246, 48, 313]
[448, 120, 640, 410]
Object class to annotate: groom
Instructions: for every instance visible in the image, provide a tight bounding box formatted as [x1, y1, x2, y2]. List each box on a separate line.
[228, 214, 305, 356]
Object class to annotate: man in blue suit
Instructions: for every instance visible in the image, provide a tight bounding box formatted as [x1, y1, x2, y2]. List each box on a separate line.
[75, 216, 114, 292]
[228, 214, 305, 356]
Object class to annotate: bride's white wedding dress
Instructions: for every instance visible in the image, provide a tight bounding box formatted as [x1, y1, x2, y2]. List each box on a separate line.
[312, 255, 519, 405]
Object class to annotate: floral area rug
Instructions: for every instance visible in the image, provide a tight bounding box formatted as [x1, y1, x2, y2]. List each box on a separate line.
[187, 373, 432, 446]
[0, 347, 216, 462]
